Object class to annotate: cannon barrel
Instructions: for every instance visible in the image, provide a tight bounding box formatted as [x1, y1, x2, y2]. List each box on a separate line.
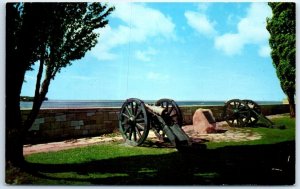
[145, 104, 166, 116]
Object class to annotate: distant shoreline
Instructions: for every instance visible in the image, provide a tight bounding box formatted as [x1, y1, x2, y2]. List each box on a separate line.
[20, 100, 283, 109]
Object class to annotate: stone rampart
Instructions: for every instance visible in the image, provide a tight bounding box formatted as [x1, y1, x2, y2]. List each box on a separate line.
[22, 104, 289, 144]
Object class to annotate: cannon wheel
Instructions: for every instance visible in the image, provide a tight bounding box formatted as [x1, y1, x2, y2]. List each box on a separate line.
[243, 99, 261, 126]
[223, 99, 251, 127]
[155, 98, 183, 126]
[153, 99, 183, 140]
[119, 98, 150, 146]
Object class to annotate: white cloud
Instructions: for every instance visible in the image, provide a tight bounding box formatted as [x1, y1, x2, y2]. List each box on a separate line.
[258, 45, 271, 57]
[214, 3, 272, 56]
[135, 47, 157, 62]
[147, 71, 169, 81]
[214, 33, 244, 55]
[91, 3, 175, 61]
[185, 11, 217, 37]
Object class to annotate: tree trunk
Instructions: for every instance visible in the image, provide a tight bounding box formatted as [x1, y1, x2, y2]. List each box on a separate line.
[6, 34, 30, 167]
[287, 95, 295, 118]
[6, 66, 27, 166]
[23, 53, 46, 131]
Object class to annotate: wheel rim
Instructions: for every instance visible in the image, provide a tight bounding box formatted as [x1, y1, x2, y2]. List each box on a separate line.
[223, 99, 250, 127]
[155, 98, 183, 126]
[243, 99, 261, 126]
[119, 98, 149, 146]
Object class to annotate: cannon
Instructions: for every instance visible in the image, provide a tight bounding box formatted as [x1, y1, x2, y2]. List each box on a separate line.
[118, 98, 190, 148]
[222, 99, 280, 128]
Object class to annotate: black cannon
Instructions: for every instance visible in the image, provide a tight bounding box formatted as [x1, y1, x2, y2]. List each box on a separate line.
[222, 99, 280, 128]
[118, 98, 190, 148]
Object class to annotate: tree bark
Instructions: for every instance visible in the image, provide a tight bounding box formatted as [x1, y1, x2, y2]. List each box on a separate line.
[23, 49, 46, 131]
[23, 78, 51, 131]
[6, 65, 27, 166]
[287, 95, 295, 118]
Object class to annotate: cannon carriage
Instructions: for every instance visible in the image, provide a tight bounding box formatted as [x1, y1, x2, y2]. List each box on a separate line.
[118, 98, 189, 148]
[222, 99, 279, 128]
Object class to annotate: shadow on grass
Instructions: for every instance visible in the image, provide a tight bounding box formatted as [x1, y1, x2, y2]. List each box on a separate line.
[24, 141, 295, 185]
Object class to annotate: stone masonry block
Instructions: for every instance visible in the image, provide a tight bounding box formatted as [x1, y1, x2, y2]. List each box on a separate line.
[103, 112, 109, 120]
[52, 129, 60, 136]
[51, 123, 61, 130]
[66, 114, 76, 121]
[71, 120, 84, 127]
[55, 115, 66, 122]
[112, 120, 119, 128]
[96, 116, 104, 124]
[96, 111, 103, 116]
[84, 125, 91, 130]
[59, 121, 69, 128]
[34, 118, 45, 124]
[28, 118, 44, 131]
[109, 112, 118, 121]
[45, 116, 55, 122]
[76, 113, 86, 120]
[92, 124, 102, 130]
[29, 123, 40, 131]
[104, 120, 112, 126]
[89, 129, 98, 135]
[87, 112, 96, 117]
[42, 122, 52, 131]
[86, 120, 96, 125]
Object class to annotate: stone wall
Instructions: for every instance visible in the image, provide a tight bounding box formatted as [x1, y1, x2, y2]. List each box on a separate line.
[22, 108, 120, 144]
[22, 104, 289, 144]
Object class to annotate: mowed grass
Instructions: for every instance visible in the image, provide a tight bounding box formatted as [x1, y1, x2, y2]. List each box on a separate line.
[206, 116, 295, 149]
[6, 116, 295, 185]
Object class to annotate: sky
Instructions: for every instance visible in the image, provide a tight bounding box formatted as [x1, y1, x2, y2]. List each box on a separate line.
[21, 2, 286, 101]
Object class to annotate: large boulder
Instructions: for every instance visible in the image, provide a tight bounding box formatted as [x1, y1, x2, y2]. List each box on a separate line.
[182, 108, 216, 135]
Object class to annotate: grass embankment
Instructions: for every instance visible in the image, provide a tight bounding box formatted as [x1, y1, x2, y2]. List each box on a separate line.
[6, 116, 295, 185]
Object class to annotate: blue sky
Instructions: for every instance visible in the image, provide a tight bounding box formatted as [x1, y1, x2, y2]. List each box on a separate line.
[21, 2, 286, 101]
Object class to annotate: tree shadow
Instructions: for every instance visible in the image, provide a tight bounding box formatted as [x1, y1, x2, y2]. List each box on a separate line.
[24, 141, 295, 185]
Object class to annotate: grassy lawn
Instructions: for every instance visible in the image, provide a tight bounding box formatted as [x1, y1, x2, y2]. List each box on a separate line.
[6, 116, 295, 185]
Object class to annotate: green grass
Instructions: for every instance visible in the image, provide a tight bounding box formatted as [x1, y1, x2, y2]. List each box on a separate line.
[206, 116, 295, 149]
[6, 116, 295, 185]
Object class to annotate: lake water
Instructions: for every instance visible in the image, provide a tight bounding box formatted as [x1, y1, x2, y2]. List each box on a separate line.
[20, 100, 282, 109]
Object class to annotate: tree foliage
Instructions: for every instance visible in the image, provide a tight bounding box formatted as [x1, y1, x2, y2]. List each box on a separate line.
[6, 2, 114, 166]
[266, 2, 295, 117]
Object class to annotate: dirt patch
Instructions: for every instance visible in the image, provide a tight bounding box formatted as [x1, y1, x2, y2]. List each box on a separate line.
[185, 123, 262, 143]
[23, 135, 124, 155]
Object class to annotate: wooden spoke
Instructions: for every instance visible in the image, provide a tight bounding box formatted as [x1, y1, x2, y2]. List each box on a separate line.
[135, 127, 142, 138]
[135, 109, 142, 118]
[122, 113, 130, 119]
[136, 123, 145, 130]
[125, 106, 132, 117]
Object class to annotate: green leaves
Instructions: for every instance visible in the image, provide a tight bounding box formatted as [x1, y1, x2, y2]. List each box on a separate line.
[12, 2, 114, 79]
[266, 3, 295, 116]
